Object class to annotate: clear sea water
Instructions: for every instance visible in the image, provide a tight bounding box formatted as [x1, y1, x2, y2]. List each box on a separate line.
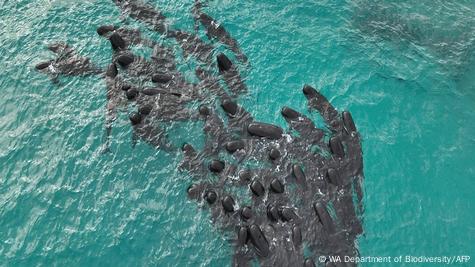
[1, 0, 474, 266]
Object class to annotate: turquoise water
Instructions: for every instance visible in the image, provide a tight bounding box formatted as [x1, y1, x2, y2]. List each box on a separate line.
[1, 0, 475, 266]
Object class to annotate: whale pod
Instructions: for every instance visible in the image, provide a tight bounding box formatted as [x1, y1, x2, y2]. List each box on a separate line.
[217, 53, 233, 72]
[329, 136, 344, 157]
[54, 3, 367, 262]
[248, 224, 270, 257]
[270, 178, 284, 193]
[250, 180, 265, 196]
[222, 195, 235, 212]
[209, 160, 225, 173]
[247, 122, 283, 140]
[225, 140, 245, 153]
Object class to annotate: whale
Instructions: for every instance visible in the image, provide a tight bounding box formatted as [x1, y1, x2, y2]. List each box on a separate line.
[102, 63, 130, 153]
[112, 0, 167, 33]
[167, 30, 216, 64]
[216, 53, 247, 96]
[130, 112, 173, 150]
[35, 42, 102, 83]
[192, 0, 248, 63]
[97, 25, 158, 49]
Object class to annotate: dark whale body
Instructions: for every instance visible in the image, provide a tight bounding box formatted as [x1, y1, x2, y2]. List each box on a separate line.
[35, 42, 102, 83]
[193, 0, 248, 64]
[112, 0, 167, 33]
[216, 53, 248, 96]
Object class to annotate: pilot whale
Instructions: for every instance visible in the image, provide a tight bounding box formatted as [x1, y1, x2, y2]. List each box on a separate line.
[35, 42, 102, 83]
[192, 0, 248, 64]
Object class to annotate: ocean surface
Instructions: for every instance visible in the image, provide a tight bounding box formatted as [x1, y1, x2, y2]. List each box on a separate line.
[1, 0, 474, 266]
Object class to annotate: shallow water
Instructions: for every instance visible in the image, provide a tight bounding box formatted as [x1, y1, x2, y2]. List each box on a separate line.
[1, 0, 474, 266]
